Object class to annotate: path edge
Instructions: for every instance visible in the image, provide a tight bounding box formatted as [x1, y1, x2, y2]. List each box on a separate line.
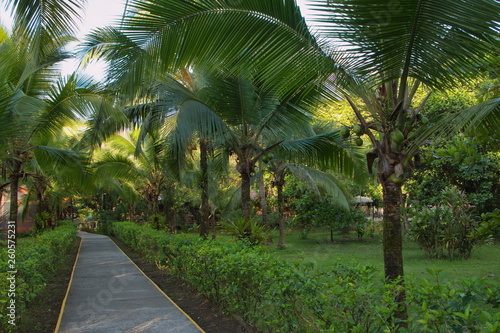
[108, 236, 206, 333]
[54, 236, 83, 333]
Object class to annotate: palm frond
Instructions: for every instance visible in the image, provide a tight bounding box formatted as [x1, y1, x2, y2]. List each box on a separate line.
[287, 164, 351, 208]
[277, 130, 365, 179]
[5, 0, 84, 46]
[310, 0, 500, 90]
[92, 153, 144, 182]
[81, 0, 332, 96]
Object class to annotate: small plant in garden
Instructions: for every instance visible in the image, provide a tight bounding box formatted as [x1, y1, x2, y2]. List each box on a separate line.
[221, 217, 273, 245]
[34, 211, 51, 233]
[407, 186, 479, 259]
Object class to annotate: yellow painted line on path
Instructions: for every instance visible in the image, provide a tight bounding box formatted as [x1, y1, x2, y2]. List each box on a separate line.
[109, 237, 206, 333]
[54, 236, 83, 333]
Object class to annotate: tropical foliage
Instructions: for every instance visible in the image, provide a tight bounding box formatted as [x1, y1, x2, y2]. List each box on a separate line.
[1, 0, 499, 329]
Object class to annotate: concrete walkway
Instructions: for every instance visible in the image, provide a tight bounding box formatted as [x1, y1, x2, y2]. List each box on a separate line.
[56, 232, 204, 333]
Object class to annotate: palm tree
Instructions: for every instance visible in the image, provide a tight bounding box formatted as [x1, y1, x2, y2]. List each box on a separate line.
[78, 0, 500, 322]
[0, 0, 120, 233]
[306, 0, 500, 321]
[162, 73, 360, 227]
[91, 129, 168, 223]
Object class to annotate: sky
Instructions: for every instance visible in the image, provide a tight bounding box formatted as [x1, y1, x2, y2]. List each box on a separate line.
[1, 0, 313, 78]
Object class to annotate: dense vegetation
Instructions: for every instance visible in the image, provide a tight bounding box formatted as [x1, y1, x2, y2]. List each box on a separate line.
[111, 222, 500, 332]
[0, 224, 77, 332]
[1, 0, 499, 330]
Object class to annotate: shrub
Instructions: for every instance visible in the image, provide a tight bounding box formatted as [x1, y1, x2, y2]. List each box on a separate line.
[220, 217, 273, 245]
[407, 269, 500, 332]
[291, 193, 369, 240]
[472, 209, 500, 244]
[407, 186, 479, 259]
[111, 222, 499, 332]
[0, 224, 77, 332]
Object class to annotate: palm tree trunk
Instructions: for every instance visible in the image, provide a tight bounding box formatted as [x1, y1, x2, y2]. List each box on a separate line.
[276, 177, 285, 249]
[381, 179, 408, 324]
[240, 168, 252, 221]
[199, 139, 210, 238]
[258, 161, 268, 225]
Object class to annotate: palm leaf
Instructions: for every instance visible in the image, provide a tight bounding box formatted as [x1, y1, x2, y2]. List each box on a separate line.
[310, 0, 500, 91]
[277, 130, 365, 179]
[81, 0, 332, 96]
[4, 0, 84, 45]
[287, 164, 351, 208]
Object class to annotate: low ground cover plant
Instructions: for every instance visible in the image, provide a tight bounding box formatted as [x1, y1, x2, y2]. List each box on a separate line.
[111, 222, 499, 332]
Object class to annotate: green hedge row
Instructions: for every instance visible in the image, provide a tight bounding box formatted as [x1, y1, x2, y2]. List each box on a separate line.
[0, 223, 77, 331]
[111, 222, 499, 332]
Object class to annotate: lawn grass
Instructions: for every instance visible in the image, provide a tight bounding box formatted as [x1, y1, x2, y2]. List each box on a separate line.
[269, 228, 500, 283]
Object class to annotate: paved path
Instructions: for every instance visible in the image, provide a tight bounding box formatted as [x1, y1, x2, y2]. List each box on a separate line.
[56, 232, 204, 333]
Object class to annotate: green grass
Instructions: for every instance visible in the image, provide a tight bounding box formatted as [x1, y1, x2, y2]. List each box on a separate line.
[269, 229, 500, 283]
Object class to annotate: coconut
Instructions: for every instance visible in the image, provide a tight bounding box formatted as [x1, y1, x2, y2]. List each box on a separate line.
[390, 130, 404, 144]
[340, 126, 350, 139]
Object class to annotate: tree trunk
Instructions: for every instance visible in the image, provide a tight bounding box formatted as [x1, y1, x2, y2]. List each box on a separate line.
[381, 179, 408, 324]
[199, 139, 210, 238]
[258, 161, 269, 225]
[9, 172, 20, 235]
[240, 168, 252, 221]
[276, 177, 285, 249]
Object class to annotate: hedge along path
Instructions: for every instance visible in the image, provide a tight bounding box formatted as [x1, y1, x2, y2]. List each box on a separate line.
[56, 232, 204, 333]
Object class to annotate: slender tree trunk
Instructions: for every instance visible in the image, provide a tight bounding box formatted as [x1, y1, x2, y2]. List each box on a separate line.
[240, 168, 252, 221]
[9, 171, 20, 235]
[258, 161, 268, 225]
[237, 148, 254, 222]
[381, 179, 408, 324]
[199, 139, 210, 238]
[276, 177, 285, 249]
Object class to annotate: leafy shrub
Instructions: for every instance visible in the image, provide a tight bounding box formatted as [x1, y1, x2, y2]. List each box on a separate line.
[472, 209, 500, 244]
[0, 224, 77, 332]
[291, 193, 369, 240]
[406, 135, 500, 214]
[407, 186, 479, 259]
[111, 222, 400, 331]
[407, 269, 500, 332]
[111, 222, 499, 332]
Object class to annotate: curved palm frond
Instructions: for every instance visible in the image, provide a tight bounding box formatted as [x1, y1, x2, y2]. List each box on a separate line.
[4, 0, 85, 46]
[404, 97, 500, 164]
[81, 0, 333, 97]
[310, 0, 500, 90]
[277, 129, 365, 180]
[92, 153, 145, 182]
[287, 163, 351, 208]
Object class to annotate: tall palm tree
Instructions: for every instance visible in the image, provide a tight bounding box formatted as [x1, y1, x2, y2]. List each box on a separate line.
[78, 0, 500, 322]
[162, 73, 360, 225]
[0, 0, 120, 232]
[307, 0, 500, 321]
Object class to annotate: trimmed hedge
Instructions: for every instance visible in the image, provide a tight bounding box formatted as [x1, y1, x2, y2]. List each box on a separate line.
[0, 223, 77, 332]
[111, 222, 499, 332]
